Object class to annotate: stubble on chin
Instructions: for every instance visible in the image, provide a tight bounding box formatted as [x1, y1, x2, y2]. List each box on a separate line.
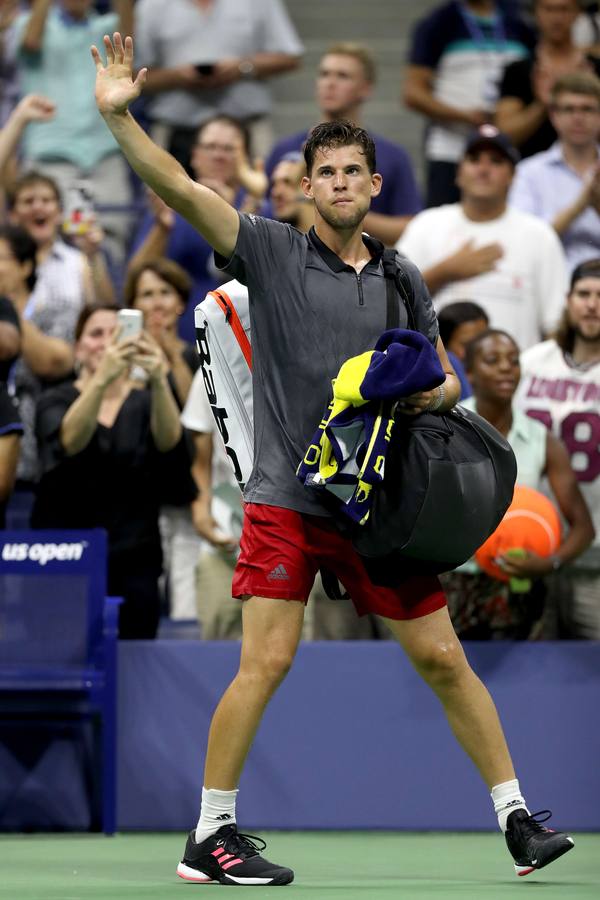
[317, 200, 368, 231]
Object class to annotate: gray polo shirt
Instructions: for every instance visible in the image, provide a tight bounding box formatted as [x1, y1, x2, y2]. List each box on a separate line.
[135, 0, 304, 127]
[217, 214, 439, 516]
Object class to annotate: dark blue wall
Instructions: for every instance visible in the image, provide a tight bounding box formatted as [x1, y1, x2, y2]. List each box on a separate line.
[117, 641, 600, 831]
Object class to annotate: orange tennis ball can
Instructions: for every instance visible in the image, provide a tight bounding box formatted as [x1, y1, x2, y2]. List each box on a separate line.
[474, 485, 562, 582]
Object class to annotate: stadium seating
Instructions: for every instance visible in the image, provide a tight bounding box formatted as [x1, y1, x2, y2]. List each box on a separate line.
[0, 530, 121, 834]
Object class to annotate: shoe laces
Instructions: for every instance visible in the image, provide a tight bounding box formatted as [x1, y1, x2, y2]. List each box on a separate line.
[520, 809, 554, 836]
[223, 829, 267, 859]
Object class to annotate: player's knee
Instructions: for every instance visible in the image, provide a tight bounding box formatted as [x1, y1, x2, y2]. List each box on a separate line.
[264, 647, 295, 684]
[243, 646, 295, 689]
[411, 639, 465, 688]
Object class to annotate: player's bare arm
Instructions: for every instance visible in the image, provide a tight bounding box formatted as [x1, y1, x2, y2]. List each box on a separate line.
[91, 33, 239, 258]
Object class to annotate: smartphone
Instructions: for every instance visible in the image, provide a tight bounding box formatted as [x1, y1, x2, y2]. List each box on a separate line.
[195, 63, 215, 76]
[116, 309, 143, 342]
[62, 181, 95, 236]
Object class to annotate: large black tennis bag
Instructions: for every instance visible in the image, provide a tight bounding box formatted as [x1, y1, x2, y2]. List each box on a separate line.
[352, 404, 517, 586]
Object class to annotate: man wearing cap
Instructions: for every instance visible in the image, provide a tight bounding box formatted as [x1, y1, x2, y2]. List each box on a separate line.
[397, 124, 568, 349]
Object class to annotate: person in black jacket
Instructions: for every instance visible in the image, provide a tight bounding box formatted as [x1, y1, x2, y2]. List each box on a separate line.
[32, 303, 195, 638]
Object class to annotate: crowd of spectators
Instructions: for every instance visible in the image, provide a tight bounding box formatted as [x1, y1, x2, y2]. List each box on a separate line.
[0, 0, 599, 643]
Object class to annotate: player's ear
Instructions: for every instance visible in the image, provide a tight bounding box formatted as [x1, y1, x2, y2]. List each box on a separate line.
[301, 176, 313, 200]
[371, 173, 382, 198]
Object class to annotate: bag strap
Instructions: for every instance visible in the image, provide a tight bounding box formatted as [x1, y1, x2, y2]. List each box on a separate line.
[319, 566, 350, 601]
[209, 289, 252, 370]
[385, 274, 399, 330]
[382, 248, 417, 331]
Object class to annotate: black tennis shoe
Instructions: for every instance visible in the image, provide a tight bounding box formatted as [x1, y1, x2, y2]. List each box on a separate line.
[176, 823, 294, 885]
[505, 808, 574, 876]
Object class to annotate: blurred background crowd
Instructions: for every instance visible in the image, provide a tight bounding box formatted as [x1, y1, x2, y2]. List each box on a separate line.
[0, 0, 599, 643]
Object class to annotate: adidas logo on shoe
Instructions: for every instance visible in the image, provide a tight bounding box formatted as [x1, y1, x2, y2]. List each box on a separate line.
[267, 564, 290, 581]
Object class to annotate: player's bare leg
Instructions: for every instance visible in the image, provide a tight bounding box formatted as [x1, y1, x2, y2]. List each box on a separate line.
[384, 605, 513, 787]
[384, 605, 574, 875]
[205, 595, 305, 788]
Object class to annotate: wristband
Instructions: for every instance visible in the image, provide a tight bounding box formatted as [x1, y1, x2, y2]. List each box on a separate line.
[427, 383, 445, 412]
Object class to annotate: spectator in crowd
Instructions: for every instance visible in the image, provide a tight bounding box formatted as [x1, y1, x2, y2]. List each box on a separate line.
[441, 327, 594, 639]
[0, 1, 22, 128]
[8, 170, 115, 310]
[0, 294, 23, 528]
[127, 115, 267, 341]
[437, 300, 489, 397]
[14, 1, 135, 267]
[268, 151, 314, 232]
[496, 0, 600, 159]
[124, 257, 201, 621]
[0, 223, 74, 492]
[182, 366, 243, 638]
[267, 42, 422, 245]
[0, 91, 55, 197]
[31, 303, 193, 638]
[124, 257, 198, 405]
[134, 0, 303, 169]
[509, 71, 600, 269]
[515, 258, 600, 638]
[397, 124, 568, 349]
[403, 0, 533, 207]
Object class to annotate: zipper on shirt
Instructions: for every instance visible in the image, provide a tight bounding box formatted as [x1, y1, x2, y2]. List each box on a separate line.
[355, 272, 364, 306]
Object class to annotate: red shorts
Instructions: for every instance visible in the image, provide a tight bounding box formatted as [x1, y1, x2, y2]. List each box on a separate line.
[232, 503, 447, 621]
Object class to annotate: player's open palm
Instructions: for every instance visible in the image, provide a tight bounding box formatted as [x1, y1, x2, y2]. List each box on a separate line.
[91, 33, 147, 116]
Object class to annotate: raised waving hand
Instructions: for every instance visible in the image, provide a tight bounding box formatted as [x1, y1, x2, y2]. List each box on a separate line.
[91, 33, 147, 116]
[90, 32, 239, 258]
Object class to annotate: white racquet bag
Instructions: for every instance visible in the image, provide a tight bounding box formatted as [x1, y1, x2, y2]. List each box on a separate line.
[194, 280, 253, 490]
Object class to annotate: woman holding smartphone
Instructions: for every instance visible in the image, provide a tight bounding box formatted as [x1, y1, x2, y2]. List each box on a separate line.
[124, 257, 198, 406]
[31, 304, 195, 639]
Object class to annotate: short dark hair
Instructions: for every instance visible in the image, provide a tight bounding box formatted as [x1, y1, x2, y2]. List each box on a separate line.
[195, 114, 252, 157]
[123, 257, 192, 309]
[555, 256, 600, 352]
[303, 120, 377, 175]
[0, 224, 38, 292]
[74, 303, 118, 342]
[7, 170, 62, 209]
[437, 301, 489, 346]
[464, 327, 519, 372]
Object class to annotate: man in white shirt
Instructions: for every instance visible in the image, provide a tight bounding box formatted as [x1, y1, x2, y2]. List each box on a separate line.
[398, 124, 568, 349]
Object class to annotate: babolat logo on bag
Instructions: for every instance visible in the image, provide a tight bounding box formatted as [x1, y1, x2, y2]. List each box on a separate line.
[195, 282, 254, 490]
[1, 541, 87, 566]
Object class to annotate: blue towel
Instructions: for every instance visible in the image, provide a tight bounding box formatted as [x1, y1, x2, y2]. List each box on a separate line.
[297, 329, 445, 524]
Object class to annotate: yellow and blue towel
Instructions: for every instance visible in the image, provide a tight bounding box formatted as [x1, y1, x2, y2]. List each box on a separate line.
[297, 328, 445, 524]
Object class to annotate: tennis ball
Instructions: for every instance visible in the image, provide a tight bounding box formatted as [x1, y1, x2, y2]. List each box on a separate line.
[474, 485, 561, 582]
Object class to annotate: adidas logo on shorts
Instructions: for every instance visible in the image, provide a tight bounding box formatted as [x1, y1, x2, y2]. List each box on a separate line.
[267, 564, 290, 581]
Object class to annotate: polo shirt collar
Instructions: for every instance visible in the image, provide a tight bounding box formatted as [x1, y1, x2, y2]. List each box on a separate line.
[307, 226, 384, 272]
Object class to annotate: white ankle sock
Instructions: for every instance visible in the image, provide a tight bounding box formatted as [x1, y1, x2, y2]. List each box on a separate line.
[491, 779, 529, 832]
[195, 786, 238, 844]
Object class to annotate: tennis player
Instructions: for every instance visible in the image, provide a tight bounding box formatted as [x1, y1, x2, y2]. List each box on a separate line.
[92, 33, 574, 885]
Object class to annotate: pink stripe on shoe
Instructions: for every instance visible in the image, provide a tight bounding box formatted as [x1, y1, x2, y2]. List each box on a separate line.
[212, 848, 225, 857]
[221, 858, 243, 870]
